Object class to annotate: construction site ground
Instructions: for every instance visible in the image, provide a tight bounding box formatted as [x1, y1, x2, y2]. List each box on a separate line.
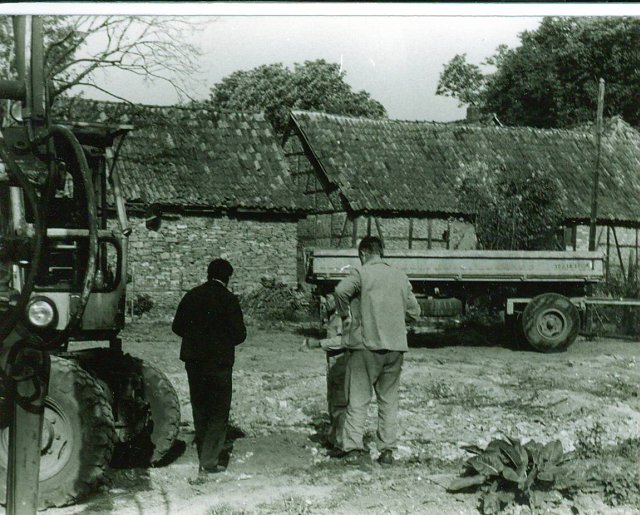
[46, 321, 640, 515]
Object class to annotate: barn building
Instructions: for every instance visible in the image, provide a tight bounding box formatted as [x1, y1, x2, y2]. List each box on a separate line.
[56, 100, 306, 312]
[283, 111, 640, 286]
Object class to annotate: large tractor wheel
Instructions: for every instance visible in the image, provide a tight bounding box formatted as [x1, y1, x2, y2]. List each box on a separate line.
[0, 355, 116, 509]
[522, 293, 580, 352]
[128, 359, 181, 465]
[78, 350, 180, 466]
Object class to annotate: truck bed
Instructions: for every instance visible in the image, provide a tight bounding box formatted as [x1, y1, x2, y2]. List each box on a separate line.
[307, 249, 604, 283]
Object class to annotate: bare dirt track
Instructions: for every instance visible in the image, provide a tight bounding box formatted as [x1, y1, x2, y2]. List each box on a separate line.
[44, 321, 640, 515]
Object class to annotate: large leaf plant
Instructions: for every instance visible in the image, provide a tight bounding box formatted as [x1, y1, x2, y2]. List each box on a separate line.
[448, 437, 571, 514]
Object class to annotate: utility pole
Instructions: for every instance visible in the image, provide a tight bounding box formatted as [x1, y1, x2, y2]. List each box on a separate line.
[588, 78, 605, 251]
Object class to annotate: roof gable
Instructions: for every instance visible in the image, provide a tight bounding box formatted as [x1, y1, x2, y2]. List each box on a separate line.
[290, 110, 640, 223]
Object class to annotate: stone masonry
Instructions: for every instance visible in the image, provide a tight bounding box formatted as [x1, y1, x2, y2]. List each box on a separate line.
[125, 213, 298, 314]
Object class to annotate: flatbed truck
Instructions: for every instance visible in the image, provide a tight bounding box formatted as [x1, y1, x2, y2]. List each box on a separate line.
[306, 248, 606, 352]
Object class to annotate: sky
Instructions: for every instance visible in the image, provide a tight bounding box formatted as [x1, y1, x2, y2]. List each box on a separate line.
[88, 15, 542, 122]
[3, 3, 639, 123]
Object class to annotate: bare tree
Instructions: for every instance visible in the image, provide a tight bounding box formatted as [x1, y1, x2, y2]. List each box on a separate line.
[1, 15, 203, 103]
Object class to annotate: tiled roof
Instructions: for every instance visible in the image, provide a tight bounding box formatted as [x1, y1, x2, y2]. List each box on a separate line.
[290, 111, 640, 223]
[54, 99, 303, 214]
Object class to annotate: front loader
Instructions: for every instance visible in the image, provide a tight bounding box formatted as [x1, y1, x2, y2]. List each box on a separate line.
[0, 16, 180, 512]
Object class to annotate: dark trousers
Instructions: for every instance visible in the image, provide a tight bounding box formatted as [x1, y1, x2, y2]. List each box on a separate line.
[185, 362, 232, 470]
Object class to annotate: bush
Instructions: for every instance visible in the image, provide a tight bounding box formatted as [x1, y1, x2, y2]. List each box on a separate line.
[131, 293, 154, 317]
[456, 162, 565, 250]
[240, 282, 312, 323]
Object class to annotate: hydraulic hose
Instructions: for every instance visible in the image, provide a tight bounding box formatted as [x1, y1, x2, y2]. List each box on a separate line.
[0, 138, 44, 345]
[47, 124, 98, 335]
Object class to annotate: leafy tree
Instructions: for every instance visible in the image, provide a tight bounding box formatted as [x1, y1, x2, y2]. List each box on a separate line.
[206, 59, 387, 134]
[0, 15, 201, 102]
[435, 54, 486, 107]
[456, 161, 565, 250]
[437, 17, 640, 128]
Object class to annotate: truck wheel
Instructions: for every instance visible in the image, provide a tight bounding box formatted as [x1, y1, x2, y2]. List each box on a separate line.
[0, 355, 116, 509]
[522, 293, 580, 352]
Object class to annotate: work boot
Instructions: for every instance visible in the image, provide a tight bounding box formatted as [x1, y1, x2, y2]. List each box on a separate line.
[377, 449, 394, 466]
[343, 449, 370, 466]
[328, 448, 348, 458]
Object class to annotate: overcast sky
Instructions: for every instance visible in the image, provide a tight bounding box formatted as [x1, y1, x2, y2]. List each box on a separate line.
[89, 15, 542, 122]
[4, 3, 639, 122]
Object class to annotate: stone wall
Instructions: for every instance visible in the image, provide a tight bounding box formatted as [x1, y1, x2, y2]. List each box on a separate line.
[124, 213, 298, 315]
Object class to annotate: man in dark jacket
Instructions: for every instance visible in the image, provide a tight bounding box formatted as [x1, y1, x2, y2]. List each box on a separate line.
[172, 258, 246, 474]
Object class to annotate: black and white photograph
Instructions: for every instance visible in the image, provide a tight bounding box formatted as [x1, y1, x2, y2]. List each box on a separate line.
[0, 3, 639, 514]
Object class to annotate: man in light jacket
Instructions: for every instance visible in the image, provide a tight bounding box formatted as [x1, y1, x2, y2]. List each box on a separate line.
[334, 236, 421, 466]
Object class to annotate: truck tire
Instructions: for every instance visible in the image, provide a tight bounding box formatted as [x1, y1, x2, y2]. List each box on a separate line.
[0, 355, 116, 509]
[522, 293, 580, 352]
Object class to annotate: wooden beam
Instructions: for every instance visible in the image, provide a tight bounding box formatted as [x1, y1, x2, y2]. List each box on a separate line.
[329, 213, 334, 247]
[606, 226, 610, 285]
[351, 217, 358, 247]
[408, 219, 414, 249]
[339, 215, 349, 245]
[611, 225, 626, 280]
[374, 217, 384, 245]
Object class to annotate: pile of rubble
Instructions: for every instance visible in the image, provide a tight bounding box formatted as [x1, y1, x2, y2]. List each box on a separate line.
[241, 276, 312, 323]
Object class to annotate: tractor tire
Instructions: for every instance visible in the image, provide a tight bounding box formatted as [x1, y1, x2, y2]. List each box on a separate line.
[134, 360, 181, 465]
[0, 355, 116, 509]
[75, 350, 180, 466]
[522, 293, 580, 352]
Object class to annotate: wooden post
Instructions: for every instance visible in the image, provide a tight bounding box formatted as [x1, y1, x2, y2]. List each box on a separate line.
[572, 226, 577, 251]
[338, 215, 349, 246]
[427, 219, 433, 249]
[611, 226, 626, 280]
[635, 227, 638, 284]
[367, 217, 372, 237]
[374, 217, 384, 246]
[351, 217, 358, 247]
[606, 226, 610, 286]
[330, 213, 335, 247]
[589, 78, 605, 251]
[408, 219, 414, 249]
[446, 219, 451, 250]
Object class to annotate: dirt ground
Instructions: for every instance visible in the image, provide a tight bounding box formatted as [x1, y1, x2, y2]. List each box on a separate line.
[45, 320, 640, 515]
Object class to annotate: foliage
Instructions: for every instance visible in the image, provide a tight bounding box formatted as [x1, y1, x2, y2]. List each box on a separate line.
[131, 293, 154, 317]
[240, 282, 312, 323]
[0, 15, 200, 102]
[205, 59, 387, 134]
[448, 437, 571, 514]
[575, 422, 607, 459]
[435, 53, 486, 107]
[456, 161, 565, 250]
[436, 17, 640, 128]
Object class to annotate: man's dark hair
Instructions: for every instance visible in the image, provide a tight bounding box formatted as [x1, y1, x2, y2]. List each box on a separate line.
[358, 236, 384, 256]
[208, 258, 233, 282]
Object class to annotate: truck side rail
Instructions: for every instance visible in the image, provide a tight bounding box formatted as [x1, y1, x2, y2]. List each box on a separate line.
[307, 249, 605, 283]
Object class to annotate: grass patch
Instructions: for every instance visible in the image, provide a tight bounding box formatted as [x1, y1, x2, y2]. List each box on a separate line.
[258, 495, 318, 514]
